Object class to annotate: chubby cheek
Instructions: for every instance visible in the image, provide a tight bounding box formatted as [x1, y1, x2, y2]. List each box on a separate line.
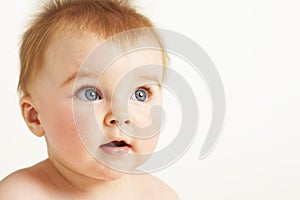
[74, 104, 107, 153]
[134, 135, 160, 154]
[39, 100, 86, 159]
[129, 104, 152, 128]
[128, 103, 161, 154]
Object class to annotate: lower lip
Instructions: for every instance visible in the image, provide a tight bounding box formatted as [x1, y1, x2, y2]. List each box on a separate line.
[99, 146, 130, 156]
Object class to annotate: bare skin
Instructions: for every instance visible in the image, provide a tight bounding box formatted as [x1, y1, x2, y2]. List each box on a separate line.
[0, 159, 179, 199]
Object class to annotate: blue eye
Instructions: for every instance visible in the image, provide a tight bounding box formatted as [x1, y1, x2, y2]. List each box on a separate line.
[132, 88, 148, 102]
[76, 87, 101, 101]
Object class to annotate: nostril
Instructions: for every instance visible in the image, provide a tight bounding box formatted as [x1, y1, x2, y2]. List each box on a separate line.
[110, 119, 130, 125]
[107, 114, 130, 126]
[110, 119, 117, 124]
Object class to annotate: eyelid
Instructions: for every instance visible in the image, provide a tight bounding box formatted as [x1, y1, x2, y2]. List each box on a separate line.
[140, 86, 153, 96]
[73, 85, 102, 100]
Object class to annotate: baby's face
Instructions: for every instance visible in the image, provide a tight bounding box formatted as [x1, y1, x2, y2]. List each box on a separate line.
[30, 31, 163, 180]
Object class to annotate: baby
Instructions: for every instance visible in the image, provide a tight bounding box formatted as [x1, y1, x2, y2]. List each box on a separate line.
[0, 0, 180, 199]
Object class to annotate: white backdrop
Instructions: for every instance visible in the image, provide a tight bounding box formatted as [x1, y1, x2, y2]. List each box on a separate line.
[1, 0, 300, 199]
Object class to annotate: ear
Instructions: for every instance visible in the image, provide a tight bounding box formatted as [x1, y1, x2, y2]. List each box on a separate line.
[20, 96, 45, 137]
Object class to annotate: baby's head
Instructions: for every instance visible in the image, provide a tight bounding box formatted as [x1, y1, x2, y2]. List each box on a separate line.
[18, 0, 168, 180]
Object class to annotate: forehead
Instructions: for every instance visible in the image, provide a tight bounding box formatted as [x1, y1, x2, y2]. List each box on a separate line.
[45, 31, 100, 73]
[43, 31, 163, 85]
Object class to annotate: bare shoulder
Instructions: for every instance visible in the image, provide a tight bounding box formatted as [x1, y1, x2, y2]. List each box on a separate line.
[0, 165, 52, 200]
[133, 173, 181, 200]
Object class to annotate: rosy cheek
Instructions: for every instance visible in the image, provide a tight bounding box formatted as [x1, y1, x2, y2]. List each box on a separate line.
[134, 135, 160, 154]
[129, 104, 152, 128]
[128, 104, 161, 154]
[41, 102, 82, 151]
[73, 104, 107, 152]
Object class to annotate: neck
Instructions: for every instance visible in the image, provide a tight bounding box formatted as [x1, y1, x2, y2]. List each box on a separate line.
[40, 157, 129, 196]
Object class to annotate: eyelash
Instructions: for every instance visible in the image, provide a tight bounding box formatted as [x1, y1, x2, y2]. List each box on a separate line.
[73, 84, 100, 97]
[73, 85, 154, 101]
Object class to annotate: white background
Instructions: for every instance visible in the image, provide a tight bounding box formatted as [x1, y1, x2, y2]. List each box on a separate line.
[1, 0, 300, 199]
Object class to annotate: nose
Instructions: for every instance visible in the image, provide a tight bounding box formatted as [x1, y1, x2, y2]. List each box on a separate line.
[104, 112, 130, 127]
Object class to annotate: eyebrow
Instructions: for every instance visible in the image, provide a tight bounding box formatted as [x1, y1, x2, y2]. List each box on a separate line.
[60, 71, 97, 87]
[139, 74, 162, 83]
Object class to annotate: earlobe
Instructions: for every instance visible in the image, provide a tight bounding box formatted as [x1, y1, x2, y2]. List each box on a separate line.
[20, 96, 45, 137]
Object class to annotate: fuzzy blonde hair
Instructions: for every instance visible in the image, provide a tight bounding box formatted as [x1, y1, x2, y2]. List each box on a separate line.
[18, 0, 166, 96]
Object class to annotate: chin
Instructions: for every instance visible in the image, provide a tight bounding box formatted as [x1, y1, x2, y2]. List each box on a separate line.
[93, 164, 125, 181]
[103, 170, 125, 181]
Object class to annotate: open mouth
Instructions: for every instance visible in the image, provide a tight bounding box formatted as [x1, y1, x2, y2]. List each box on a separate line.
[101, 141, 131, 148]
[99, 140, 131, 155]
